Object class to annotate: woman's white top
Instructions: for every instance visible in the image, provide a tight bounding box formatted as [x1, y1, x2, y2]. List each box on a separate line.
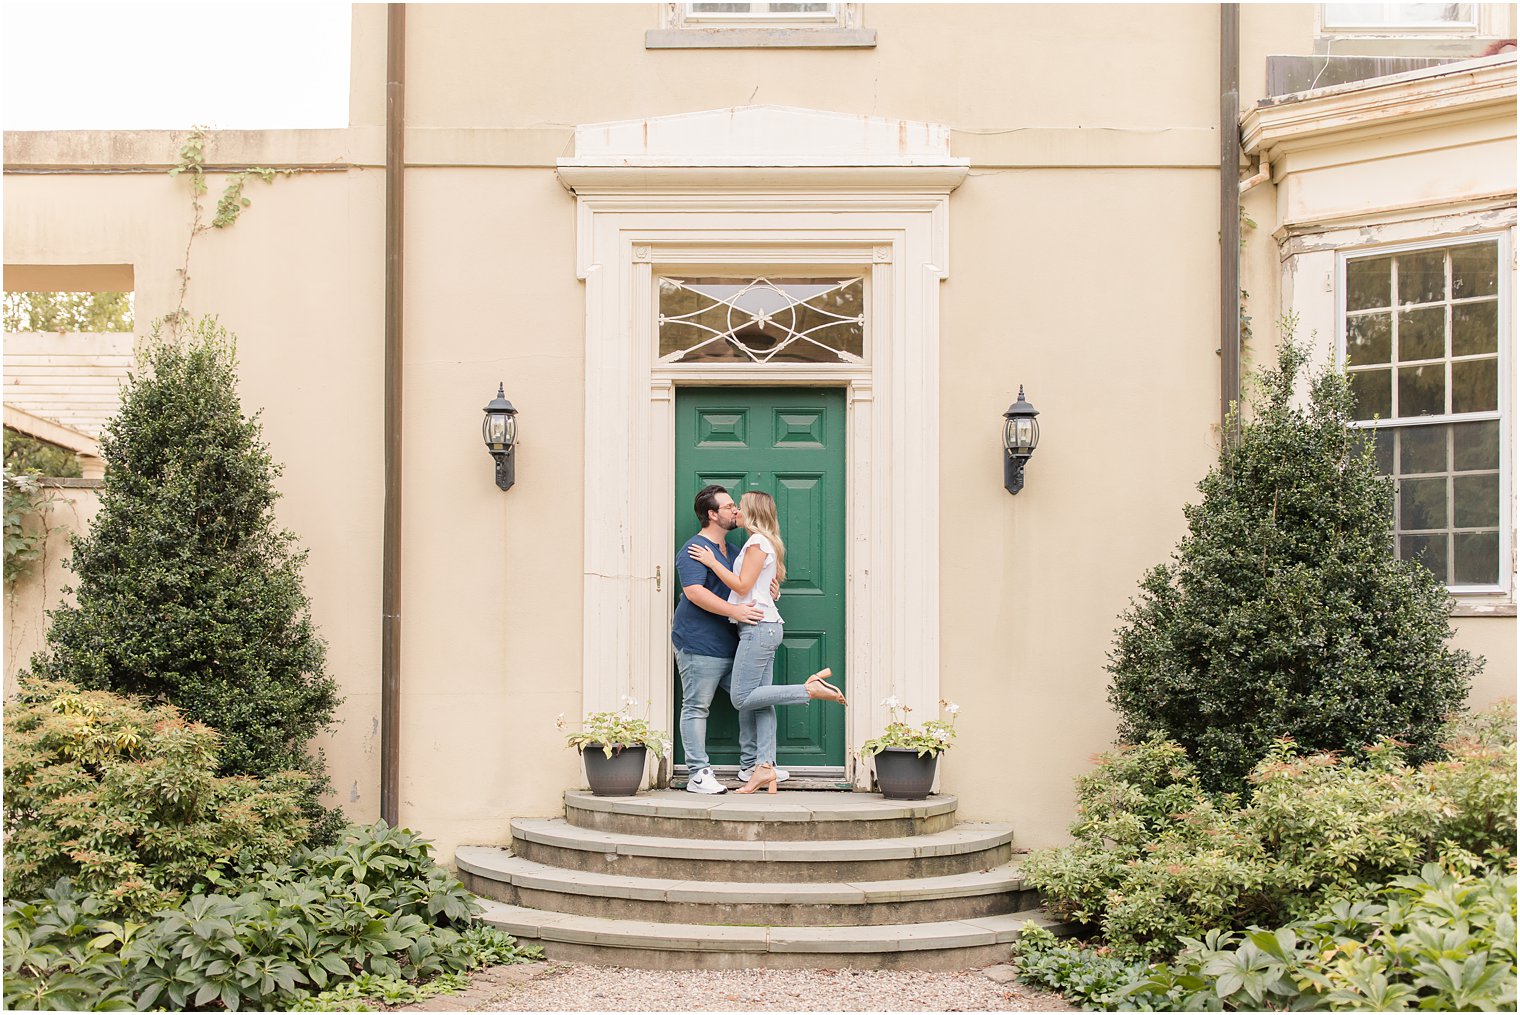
[728, 532, 783, 624]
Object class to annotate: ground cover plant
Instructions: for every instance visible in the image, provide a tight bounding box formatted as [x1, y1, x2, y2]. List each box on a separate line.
[22, 317, 341, 838]
[1108, 327, 1478, 792]
[4, 820, 542, 1011]
[1018, 859, 1516, 1011]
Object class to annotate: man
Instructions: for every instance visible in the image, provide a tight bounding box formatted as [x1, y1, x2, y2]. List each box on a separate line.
[673, 484, 782, 794]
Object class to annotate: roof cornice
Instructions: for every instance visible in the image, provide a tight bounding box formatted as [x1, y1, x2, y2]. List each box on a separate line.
[1242, 53, 1516, 159]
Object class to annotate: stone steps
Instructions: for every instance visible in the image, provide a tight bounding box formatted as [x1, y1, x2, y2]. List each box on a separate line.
[458, 847, 1039, 925]
[475, 897, 1064, 971]
[464, 790, 1053, 970]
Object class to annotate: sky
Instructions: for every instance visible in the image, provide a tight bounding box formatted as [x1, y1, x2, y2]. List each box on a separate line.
[2, 2, 351, 130]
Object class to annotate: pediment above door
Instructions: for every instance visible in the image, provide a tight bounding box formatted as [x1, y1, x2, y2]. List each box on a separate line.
[557, 105, 969, 190]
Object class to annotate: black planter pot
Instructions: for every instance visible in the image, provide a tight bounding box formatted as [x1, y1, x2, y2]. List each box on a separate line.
[581, 744, 649, 796]
[873, 747, 939, 800]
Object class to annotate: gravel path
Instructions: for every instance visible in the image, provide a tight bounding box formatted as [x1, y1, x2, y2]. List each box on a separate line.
[400, 960, 1075, 1012]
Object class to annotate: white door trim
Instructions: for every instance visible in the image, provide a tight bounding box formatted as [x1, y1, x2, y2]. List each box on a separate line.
[560, 110, 967, 789]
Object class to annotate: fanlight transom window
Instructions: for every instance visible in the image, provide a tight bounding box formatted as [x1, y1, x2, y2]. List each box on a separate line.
[658, 276, 865, 364]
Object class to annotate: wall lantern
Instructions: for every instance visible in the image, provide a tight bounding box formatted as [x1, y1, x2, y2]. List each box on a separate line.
[1002, 385, 1040, 495]
[482, 383, 519, 491]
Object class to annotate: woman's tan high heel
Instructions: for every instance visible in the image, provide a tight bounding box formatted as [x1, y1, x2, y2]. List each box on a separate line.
[805, 668, 847, 706]
[736, 762, 778, 794]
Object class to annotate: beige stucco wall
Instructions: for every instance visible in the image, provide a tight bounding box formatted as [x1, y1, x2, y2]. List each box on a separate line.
[941, 166, 1221, 837]
[395, 167, 585, 843]
[5, 4, 1514, 862]
[4, 486, 100, 696]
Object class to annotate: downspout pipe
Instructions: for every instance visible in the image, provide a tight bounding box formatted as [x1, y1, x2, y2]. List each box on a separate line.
[381, 2, 406, 828]
[1220, 3, 1241, 443]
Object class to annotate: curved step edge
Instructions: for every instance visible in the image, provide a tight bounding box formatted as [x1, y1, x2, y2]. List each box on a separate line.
[508, 818, 1014, 862]
[563, 790, 959, 824]
[476, 897, 1064, 955]
[457, 846, 1028, 905]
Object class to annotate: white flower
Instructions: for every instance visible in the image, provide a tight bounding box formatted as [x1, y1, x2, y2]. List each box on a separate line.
[945, 702, 961, 715]
[555, 712, 567, 729]
[620, 695, 639, 710]
[881, 696, 901, 710]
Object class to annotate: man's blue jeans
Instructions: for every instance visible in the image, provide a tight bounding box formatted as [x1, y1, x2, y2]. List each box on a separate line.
[674, 648, 756, 771]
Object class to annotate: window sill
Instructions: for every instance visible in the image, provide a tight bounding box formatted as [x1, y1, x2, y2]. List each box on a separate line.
[645, 27, 876, 49]
[1450, 598, 1517, 618]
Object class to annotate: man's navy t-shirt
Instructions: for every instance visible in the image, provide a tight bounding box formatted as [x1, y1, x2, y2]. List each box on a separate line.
[672, 534, 739, 658]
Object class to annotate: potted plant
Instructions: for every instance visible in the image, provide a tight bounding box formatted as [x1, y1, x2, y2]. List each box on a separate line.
[558, 698, 670, 797]
[859, 697, 960, 800]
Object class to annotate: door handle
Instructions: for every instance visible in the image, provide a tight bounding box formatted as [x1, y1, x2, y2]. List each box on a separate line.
[655, 565, 661, 592]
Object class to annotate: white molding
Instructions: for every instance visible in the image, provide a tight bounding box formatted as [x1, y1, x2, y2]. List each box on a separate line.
[1242, 54, 1516, 159]
[564, 105, 959, 167]
[564, 109, 963, 788]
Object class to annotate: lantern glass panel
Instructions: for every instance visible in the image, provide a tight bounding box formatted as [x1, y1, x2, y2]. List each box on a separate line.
[485, 415, 508, 448]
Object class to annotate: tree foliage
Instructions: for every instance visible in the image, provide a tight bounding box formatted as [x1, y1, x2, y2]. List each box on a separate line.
[1107, 325, 1478, 791]
[3, 291, 133, 333]
[4, 429, 84, 478]
[25, 317, 340, 836]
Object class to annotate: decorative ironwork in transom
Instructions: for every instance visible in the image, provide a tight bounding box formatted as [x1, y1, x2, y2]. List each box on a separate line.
[658, 277, 865, 364]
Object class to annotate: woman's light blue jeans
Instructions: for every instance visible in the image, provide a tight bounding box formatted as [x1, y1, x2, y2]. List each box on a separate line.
[729, 622, 810, 767]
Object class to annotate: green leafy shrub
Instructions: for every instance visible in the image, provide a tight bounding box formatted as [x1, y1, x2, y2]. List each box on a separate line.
[1108, 326, 1478, 792]
[1118, 861, 1517, 1011]
[3, 822, 542, 1012]
[23, 317, 341, 838]
[1023, 737, 1274, 960]
[3, 678, 310, 914]
[1024, 703, 1516, 961]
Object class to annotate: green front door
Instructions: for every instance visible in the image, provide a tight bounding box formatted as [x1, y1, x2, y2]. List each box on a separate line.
[674, 387, 847, 772]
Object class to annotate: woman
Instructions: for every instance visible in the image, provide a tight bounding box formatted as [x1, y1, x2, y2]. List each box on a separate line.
[688, 490, 846, 794]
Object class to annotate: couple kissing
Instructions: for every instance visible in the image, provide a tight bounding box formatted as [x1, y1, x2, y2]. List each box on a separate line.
[671, 484, 846, 795]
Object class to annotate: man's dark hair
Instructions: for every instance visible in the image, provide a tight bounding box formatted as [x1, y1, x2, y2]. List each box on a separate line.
[694, 484, 728, 525]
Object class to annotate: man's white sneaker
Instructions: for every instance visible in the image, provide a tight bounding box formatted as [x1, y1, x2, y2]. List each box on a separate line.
[737, 766, 790, 784]
[685, 767, 728, 794]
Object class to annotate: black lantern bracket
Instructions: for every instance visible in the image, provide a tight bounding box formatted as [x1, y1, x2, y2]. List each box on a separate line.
[482, 383, 519, 492]
[1002, 385, 1040, 496]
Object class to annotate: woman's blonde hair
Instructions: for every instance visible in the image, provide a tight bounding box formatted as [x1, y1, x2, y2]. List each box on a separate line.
[738, 490, 786, 583]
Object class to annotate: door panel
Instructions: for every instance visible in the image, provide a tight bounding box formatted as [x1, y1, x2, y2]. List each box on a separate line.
[674, 387, 846, 771]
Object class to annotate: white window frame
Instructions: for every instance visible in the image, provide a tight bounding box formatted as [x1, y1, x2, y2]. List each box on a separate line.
[682, 2, 841, 25]
[1336, 232, 1512, 596]
[1321, 3, 1484, 34]
[649, 1, 873, 48]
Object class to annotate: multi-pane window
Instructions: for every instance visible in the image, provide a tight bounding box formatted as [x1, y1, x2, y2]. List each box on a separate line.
[685, 2, 838, 20]
[658, 277, 864, 365]
[1323, 3, 1478, 30]
[1343, 238, 1507, 589]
